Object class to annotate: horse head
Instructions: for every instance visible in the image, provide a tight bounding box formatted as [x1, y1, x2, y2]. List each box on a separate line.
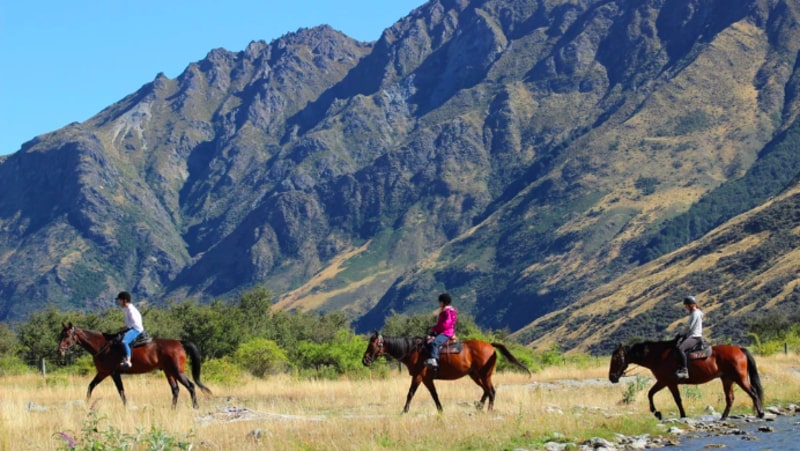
[58, 322, 78, 356]
[361, 331, 385, 367]
[608, 343, 629, 383]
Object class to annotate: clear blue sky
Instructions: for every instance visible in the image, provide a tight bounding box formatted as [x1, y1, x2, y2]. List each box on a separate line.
[0, 0, 425, 156]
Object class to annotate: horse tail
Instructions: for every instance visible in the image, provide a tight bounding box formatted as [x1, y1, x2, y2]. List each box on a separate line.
[742, 347, 764, 402]
[181, 340, 213, 395]
[491, 343, 532, 376]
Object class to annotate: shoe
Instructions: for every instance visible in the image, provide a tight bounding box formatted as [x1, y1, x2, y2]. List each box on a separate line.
[120, 359, 132, 369]
[675, 368, 689, 379]
[425, 358, 438, 368]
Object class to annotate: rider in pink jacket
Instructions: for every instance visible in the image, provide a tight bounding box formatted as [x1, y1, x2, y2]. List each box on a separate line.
[425, 293, 457, 368]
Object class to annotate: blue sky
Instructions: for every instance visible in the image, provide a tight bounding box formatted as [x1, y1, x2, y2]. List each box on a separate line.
[0, 0, 425, 156]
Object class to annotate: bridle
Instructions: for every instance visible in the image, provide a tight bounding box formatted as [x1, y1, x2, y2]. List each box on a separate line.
[609, 346, 629, 382]
[58, 325, 78, 356]
[362, 334, 384, 365]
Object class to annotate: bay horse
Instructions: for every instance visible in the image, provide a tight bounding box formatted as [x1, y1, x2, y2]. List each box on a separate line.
[608, 339, 764, 420]
[58, 322, 212, 408]
[361, 331, 530, 412]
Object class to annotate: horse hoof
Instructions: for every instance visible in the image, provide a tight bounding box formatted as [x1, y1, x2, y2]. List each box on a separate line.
[654, 411, 662, 420]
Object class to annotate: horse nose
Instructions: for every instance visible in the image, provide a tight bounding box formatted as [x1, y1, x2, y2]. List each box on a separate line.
[361, 356, 371, 367]
[609, 374, 619, 383]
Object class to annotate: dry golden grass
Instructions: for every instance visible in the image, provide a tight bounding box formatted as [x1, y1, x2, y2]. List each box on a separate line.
[2, 353, 798, 450]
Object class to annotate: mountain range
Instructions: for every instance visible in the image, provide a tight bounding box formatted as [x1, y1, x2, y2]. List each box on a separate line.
[2, 0, 800, 354]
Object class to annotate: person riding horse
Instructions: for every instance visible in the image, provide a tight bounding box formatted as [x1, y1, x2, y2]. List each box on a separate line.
[117, 291, 145, 369]
[674, 295, 704, 379]
[425, 293, 457, 369]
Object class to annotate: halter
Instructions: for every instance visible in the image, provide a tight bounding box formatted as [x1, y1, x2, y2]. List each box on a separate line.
[58, 325, 78, 355]
[362, 334, 384, 365]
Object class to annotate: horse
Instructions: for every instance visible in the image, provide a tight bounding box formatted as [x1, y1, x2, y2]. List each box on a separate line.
[608, 339, 764, 420]
[361, 331, 531, 412]
[57, 322, 212, 408]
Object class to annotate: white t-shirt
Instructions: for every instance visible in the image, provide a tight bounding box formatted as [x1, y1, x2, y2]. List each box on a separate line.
[123, 304, 144, 332]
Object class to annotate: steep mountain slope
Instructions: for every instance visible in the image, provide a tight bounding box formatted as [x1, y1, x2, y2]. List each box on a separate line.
[514, 177, 800, 354]
[1, 0, 800, 354]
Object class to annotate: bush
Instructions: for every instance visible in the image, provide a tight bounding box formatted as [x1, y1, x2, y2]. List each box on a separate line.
[296, 330, 370, 379]
[57, 410, 193, 450]
[0, 354, 31, 376]
[202, 357, 245, 385]
[233, 338, 288, 378]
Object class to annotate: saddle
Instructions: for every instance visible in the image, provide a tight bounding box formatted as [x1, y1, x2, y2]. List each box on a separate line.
[108, 330, 153, 348]
[686, 338, 712, 360]
[430, 337, 462, 355]
[130, 331, 153, 348]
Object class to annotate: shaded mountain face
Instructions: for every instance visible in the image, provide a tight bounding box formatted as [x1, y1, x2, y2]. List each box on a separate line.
[2, 0, 800, 354]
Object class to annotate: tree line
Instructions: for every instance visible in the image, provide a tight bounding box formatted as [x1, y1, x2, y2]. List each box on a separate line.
[0, 286, 545, 381]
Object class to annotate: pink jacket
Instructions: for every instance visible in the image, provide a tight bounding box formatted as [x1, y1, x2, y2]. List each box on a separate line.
[432, 305, 457, 337]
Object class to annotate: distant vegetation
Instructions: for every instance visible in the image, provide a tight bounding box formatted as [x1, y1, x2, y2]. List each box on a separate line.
[1, 286, 796, 381]
[0, 286, 580, 379]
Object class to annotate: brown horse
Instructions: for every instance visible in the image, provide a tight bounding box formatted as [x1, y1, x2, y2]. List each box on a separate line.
[58, 323, 212, 408]
[608, 339, 764, 420]
[361, 331, 530, 412]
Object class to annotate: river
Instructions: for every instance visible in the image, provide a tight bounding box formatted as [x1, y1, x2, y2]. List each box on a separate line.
[672, 412, 800, 450]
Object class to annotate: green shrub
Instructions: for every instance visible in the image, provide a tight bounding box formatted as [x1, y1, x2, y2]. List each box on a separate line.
[0, 354, 31, 376]
[57, 410, 193, 450]
[202, 357, 245, 385]
[233, 338, 288, 378]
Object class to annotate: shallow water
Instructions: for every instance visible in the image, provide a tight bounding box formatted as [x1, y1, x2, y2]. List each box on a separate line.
[674, 414, 800, 450]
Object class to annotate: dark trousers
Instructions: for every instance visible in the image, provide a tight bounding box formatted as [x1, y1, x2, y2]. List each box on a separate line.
[676, 336, 701, 369]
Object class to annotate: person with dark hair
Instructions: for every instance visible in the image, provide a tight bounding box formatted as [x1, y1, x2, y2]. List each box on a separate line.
[116, 291, 144, 369]
[425, 293, 458, 368]
[674, 295, 704, 379]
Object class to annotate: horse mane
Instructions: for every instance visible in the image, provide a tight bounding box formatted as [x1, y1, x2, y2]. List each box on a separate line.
[628, 339, 673, 359]
[382, 335, 424, 360]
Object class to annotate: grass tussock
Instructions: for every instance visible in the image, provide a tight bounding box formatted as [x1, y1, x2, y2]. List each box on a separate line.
[2, 353, 798, 450]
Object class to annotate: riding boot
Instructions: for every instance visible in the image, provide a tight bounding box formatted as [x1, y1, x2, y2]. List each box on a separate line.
[675, 350, 688, 379]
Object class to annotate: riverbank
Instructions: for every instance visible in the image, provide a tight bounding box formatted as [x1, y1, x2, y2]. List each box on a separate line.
[1, 352, 798, 450]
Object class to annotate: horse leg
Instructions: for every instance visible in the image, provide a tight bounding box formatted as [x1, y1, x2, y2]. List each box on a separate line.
[403, 376, 423, 413]
[468, 373, 491, 410]
[86, 373, 109, 404]
[647, 381, 667, 420]
[175, 371, 199, 409]
[720, 378, 735, 419]
[422, 377, 443, 412]
[165, 373, 180, 408]
[739, 380, 764, 418]
[110, 373, 127, 406]
[666, 384, 686, 418]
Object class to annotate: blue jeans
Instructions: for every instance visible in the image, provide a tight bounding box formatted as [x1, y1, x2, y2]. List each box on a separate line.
[428, 334, 450, 360]
[121, 329, 141, 358]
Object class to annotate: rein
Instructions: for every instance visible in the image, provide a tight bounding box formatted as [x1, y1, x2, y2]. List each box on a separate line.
[66, 327, 107, 356]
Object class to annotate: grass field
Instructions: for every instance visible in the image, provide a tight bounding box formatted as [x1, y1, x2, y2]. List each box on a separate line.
[2, 353, 798, 450]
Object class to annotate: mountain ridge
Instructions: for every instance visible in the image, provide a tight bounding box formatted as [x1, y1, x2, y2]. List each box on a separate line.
[2, 0, 800, 354]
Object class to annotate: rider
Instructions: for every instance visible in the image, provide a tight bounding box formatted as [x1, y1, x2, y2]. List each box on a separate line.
[674, 295, 704, 379]
[117, 291, 144, 369]
[425, 293, 457, 368]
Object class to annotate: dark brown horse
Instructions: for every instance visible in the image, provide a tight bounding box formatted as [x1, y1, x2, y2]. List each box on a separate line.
[58, 323, 212, 408]
[608, 339, 764, 420]
[361, 331, 530, 412]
